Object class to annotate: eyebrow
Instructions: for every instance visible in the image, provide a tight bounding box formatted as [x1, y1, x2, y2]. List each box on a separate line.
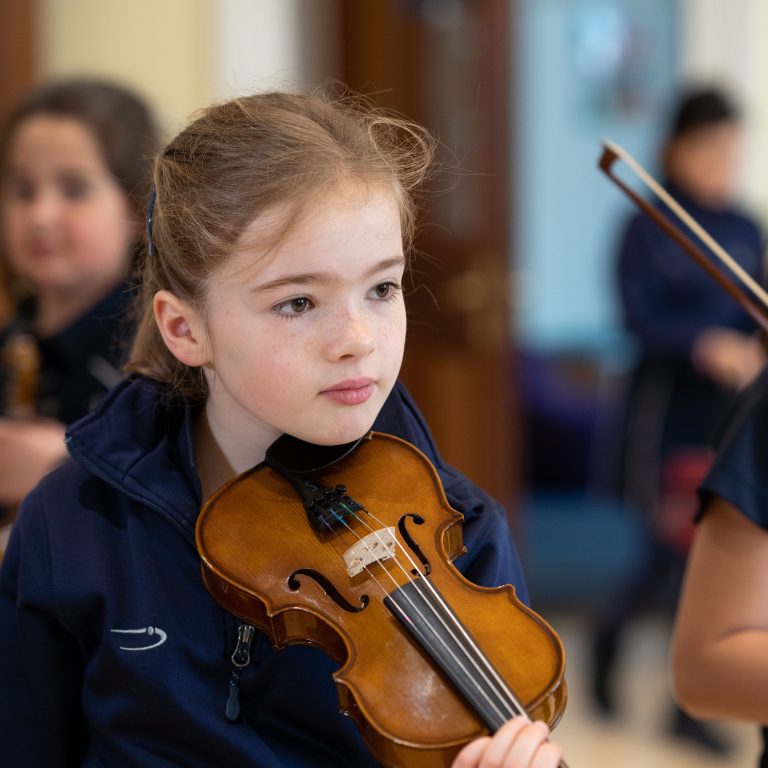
[251, 255, 406, 293]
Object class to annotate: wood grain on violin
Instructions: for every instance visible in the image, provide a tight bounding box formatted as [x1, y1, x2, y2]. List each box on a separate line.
[196, 432, 568, 768]
[3, 333, 39, 419]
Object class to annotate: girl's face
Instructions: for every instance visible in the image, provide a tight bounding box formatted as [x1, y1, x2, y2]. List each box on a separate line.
[1, 114, 135, 297]
[667, 121, 742, 209]
[197, 181, 407, 464]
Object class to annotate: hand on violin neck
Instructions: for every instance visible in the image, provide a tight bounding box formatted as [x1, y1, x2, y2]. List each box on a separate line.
[451, 717, 564, 768]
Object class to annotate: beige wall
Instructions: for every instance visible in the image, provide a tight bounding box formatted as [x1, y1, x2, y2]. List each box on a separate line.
[38, 0, 768, 224]
[37, 0, 306, 139]
[681, 0, 768, 223]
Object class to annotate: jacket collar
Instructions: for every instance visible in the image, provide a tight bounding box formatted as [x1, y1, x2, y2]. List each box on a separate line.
[64, 375, 438, 543]
[65, 375, 203, 540]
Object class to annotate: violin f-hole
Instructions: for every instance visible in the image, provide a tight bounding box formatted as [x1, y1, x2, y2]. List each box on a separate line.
[288, 568, 369, 613]
[398, 513, 430, 575]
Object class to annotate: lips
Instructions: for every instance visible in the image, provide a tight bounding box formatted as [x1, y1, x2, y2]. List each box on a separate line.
[321, 378, 375, 405]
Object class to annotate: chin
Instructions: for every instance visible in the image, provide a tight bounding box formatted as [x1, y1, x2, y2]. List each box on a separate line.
[315, 426, 373, 447]
[299, 416, 376, 448]
[287, 396, 387, 447]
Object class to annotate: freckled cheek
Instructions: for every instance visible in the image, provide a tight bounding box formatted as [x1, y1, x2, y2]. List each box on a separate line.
[259, 334, 306, 378]
[299, 324, 326, 356]
[382, 309, 407, 351]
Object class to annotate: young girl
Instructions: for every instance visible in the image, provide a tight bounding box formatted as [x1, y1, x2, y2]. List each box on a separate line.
[0, 79, 158, 516]
[671, 365, 768, 766]
[0, 91, 564, 767]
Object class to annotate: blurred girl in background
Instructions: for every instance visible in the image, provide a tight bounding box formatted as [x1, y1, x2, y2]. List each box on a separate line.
[593, 86, 765, 750]
[0, 79, 158, 523]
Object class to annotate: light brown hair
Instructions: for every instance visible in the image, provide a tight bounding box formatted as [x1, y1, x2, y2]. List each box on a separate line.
[127, 89, 435, 401]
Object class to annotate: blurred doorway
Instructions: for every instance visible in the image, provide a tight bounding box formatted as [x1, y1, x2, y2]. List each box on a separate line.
[0, 0, 36, 121]
[339, 0, 518, 506]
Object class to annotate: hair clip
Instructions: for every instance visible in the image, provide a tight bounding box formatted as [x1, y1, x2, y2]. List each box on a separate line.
[147, 187, 157, 256]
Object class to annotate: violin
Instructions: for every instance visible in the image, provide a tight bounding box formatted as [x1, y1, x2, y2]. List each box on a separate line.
[2, 332, 39, 419]
[0, 332, 40, 561]
[197, 431, 569, 768]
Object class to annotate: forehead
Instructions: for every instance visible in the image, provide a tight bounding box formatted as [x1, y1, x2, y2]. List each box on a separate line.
[222, 182, 403, 278]
[5, 114, 107, 174]
[681, 121, 740, 149]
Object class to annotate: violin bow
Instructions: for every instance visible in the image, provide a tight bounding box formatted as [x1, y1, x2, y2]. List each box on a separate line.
[598, 140, 768, 335]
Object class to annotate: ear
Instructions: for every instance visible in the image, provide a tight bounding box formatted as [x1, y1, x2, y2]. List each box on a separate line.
[153, 289, 209, 367]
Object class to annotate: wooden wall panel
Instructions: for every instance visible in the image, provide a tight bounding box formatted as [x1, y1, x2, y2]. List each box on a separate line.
[0, 0, 37, 123]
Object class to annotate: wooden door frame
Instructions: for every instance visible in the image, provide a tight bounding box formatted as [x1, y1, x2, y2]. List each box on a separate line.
[0, 0, 37, 123]
[338, 0, 519, 508]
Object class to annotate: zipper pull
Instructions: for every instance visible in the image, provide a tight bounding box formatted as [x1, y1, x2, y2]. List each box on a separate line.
[226, 623, 255, 722]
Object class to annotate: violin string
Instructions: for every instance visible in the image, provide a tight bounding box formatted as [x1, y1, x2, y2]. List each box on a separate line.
[328, 503, 526, 723]
[315, 503, 514, 725]
[357, 506, 529, 721]
[311, 515, 569, 768]
[315, 513, 457, 651]
[315, 515, 396, 604]
[303, 492, 561, 759]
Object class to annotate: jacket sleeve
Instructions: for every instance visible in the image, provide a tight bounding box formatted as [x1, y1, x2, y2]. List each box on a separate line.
[439, 464, 530, 604]
[617, 215, 698, 356]
[698, 366, 768, 529]
[0, 490, 86, 767]
[374, 381, 530, 604]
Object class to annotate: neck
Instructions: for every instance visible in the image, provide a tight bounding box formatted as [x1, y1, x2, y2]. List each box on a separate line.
[192, 403, 275, 501]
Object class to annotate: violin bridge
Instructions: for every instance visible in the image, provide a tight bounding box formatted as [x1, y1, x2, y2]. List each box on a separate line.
[343, 527, 397, 577]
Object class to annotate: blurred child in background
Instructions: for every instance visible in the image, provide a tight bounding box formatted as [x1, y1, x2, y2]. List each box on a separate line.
[0, 79, 158, 533]
[593, 85, 765, 751]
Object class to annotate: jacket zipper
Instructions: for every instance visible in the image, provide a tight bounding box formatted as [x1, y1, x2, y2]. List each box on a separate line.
[65, 434, 255, 723]
[226, 623, 255, 722]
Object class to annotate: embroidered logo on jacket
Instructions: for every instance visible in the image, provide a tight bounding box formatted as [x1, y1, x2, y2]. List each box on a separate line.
[110, 625, 168, 651]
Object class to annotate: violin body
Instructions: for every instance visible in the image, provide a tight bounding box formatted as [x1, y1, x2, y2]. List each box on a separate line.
[197, 432, 567, 768]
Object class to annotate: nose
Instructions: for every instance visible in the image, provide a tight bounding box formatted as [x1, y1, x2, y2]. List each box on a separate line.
[322, 307, 375, 361]
[26, 189, 61, 230]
